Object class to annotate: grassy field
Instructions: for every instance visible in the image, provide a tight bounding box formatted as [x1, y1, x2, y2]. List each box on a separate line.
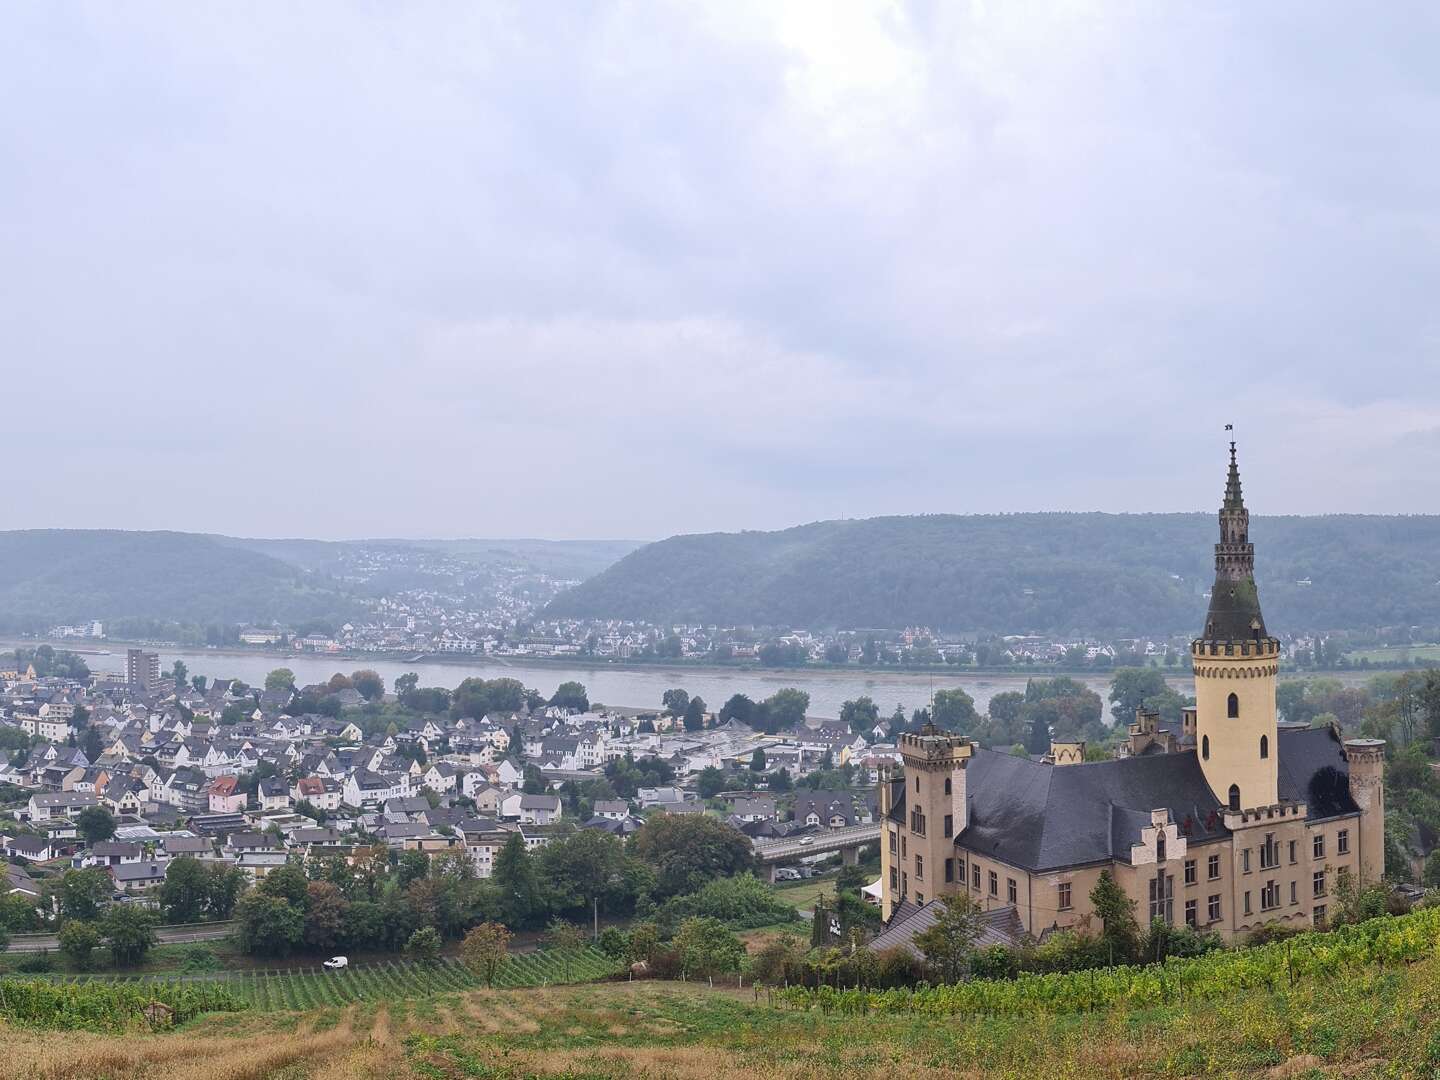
[770, 877, 836, 912]
[3, 951, 1439, 1080]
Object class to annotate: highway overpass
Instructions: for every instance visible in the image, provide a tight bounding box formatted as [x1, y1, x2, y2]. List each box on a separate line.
[752, 824, 879, 882]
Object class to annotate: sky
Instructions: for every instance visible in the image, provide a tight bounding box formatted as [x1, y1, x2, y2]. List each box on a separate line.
[4, 1, 1440, 540]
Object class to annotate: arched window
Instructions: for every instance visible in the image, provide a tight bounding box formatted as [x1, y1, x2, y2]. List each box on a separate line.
[1259, 734, 1269, 759]
[943, 777, 951, 795]
[1202, 734, 1210, 760]
[1227, 693, 1239, 718]
[1228, 784, 1240, 812]
[915, 776, 920, 794]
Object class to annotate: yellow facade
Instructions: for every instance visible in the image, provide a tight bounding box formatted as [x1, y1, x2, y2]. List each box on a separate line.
[1192, 639, 1280, 812]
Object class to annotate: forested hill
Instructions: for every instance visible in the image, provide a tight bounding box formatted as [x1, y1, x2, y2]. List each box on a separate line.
[544, 513, 1440, 636]
[0, 530, 361, 633]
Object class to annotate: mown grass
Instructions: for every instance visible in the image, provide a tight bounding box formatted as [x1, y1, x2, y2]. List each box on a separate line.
[3, 953, 1439, 1078]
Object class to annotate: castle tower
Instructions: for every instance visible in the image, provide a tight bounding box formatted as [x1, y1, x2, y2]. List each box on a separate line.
[887, 724, 973, 915]
[1191, 442, 1280, 811]
[1343, 738, 1386, 884]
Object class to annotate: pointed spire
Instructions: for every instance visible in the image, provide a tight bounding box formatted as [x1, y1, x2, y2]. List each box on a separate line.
[1223, 439, 1244, 510]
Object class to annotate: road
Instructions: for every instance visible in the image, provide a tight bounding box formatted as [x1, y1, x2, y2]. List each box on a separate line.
[5, 921, 235, 953]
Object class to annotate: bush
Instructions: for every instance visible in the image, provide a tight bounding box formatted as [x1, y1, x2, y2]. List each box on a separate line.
[750, 934, 805, 985]
[14, 951, 55, 974]
[653, 873, 797, 933]
[970, 944, 1019, 980]
[873, 946, 926, 988]
[179, 944, 221, 972]
[597, 927, 629, 959]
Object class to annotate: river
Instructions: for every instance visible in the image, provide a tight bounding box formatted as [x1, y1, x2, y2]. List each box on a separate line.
[42, 641, 1194, 716]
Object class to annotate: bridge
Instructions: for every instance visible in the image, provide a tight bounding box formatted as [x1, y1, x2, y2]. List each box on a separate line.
[752, 823, 880, 882]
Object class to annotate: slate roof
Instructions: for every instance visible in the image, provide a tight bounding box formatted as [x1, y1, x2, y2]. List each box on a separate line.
[869, 899, 1025, 959]
[890, 727, 1360, 874]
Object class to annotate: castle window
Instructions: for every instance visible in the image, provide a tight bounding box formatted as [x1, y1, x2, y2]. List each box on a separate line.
[1202, 735, 1210, 760]
[1185, 898, 1198, 928]
[1184, 858, 1197, 885]
[1007, 877, 1017, 904]
[1288, 839, 1297, 864]
[1242, 848, 1251, 874]
[1313, 870, 1326, 898]
[890, 867, 898, 891]
[1228, 785, 1241, 812]
[988, 870, 998, 897]
[1243, 890, 1251, 915]
[943, 814, 953, 838]
[1290, 880, 1297, 905]
[1260, 833, 1278, 870]
[1259, 735, 1268, 759]
[1261, 880, 1280, 911]
[1337, 829, 1349, 855]
[1058, 882, 1072, 910]
[889, 830, 897, 854]
[944, 858, 954, 883]
[972, 864, 981, 889]
[1156, 832, 1166, 862]
[1313, 904, 1326, 926]
[944, 777, 951, 795]
[1227, 693, 1239, 718]
[1313, 834, 1325, 859]
[1207, 894, 1221, 922]
[915, 855, 923, 881]
[915, 776, 920, 794]
[1208, 853, 1221, 880]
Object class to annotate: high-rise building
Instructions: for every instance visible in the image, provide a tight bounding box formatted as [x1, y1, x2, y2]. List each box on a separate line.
[126, 648, 161, 692]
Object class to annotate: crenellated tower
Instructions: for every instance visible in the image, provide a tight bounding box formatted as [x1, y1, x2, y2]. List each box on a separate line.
[1191, 442, 1280, 811]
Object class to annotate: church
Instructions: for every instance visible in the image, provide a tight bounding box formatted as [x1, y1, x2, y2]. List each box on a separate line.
[879, 444, 1386, 940]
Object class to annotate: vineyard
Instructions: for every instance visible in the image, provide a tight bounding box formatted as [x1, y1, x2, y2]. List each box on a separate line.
[0, 976, 246, 1032]
[778, 906, 1440, 1016]
[0, 947, 621, 1020]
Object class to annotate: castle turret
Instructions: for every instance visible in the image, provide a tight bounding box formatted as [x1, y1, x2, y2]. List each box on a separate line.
[1192, 441, 1280, 811]
[1344, 738, 1386, 884]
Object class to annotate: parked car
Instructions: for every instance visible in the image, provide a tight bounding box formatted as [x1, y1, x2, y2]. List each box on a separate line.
[798, 836, 814, 846]
[774, 867, 801, 881]
[323, 956, 348, 969]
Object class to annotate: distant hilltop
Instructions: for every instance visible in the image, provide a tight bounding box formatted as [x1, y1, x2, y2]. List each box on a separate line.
[544, 512, 1440, 637]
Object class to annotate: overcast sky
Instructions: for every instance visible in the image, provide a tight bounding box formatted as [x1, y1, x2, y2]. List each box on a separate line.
[4, 2, 1440, 540]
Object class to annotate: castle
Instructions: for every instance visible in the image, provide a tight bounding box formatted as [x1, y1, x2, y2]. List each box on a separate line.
[879, 444, 1386, 939]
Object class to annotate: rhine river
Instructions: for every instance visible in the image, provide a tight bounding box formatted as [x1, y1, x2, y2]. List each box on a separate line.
[43, 642, 1210, 717]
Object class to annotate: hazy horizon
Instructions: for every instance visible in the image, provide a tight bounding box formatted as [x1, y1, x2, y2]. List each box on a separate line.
[6, 3, 1440, 539]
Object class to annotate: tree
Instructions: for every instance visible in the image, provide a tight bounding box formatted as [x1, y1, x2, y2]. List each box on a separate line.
[810, 895, 831, 947]
[192, 674, 208, 692]
[840, 696, 880, 735]
[100, 904, 157, 967]
[760, 688, 810, 733]
[539, 830, 644, 932]
[749, 747, 767, 772]
[461, 921, 512, 986]
[159, 856, 210, 923]
[351, 669, 385, 701]
[76, 806, 116, 845]
[631, 814, 755, 898]
[265, 668, 296, 692]
[235, 893, 305, 957]
[170, 659, 188, 689]
[58, 919, 101, 969]
[492, 832, 548, 929]
[303, 881, 350, 950]
[769, 767, 792, 793]
[550, 681, 590, 712]
[406, 926, 443, 964]
[259, 862, 310, 909]
[50, 869, 109, 923]
[913, 893, 980, 983]
[80, 726, 104, 764]
[662, 688, 690, 717]
[683, 696, 707, 731]
[543, 919, 588, 981]
[205, 863, 247, 919]
[1108, 668, 1170, 724]
[1090, 869, 1139, 963]
[696, 766, 727, 799]
[673, 916, 745, 978]
[719, 694, 756, 725]
[932, 688, 978, 734]
[451, 677, 526, 720]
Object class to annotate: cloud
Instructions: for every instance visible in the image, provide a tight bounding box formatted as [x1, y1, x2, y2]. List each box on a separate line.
[2, 2, 1440, 537]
